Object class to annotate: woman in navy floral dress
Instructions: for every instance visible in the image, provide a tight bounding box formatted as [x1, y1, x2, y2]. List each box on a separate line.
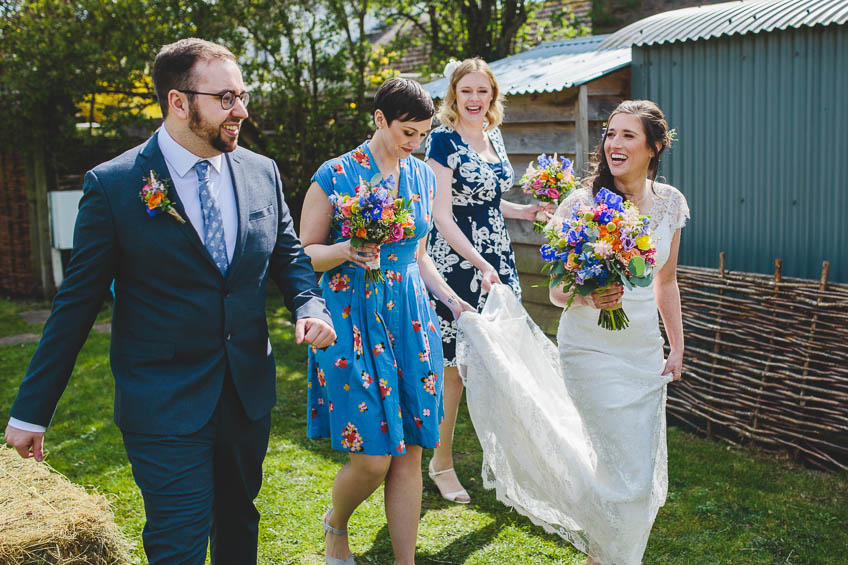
[425, 58, 551, 504]
[300, 78, 473, 565]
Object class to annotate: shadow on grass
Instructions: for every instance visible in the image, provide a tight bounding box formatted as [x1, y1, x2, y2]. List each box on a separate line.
[357, 519, 505, 564]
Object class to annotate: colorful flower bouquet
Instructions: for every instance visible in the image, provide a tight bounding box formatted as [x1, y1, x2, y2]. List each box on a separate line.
[328, 174, 415, 283]
[520, 153, 578, 231]
[541, 188, 657, 330]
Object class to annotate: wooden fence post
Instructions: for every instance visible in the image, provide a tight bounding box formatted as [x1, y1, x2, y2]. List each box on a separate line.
[705, 251, 727, 438]
[26, 144, 55, 299]
[574, 84, 589, 177]
[752, 258, 783, 434]
[794, 261, 830, 459]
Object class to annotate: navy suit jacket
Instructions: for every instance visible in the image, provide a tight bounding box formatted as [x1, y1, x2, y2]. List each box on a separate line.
[10, 133, 330, 434]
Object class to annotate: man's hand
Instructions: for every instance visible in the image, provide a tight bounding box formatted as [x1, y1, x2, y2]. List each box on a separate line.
[4, 424, 45, 462]
[295, 318, 336, 349]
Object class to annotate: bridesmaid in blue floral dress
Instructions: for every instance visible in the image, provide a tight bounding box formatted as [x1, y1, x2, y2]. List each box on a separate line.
[425, 58, 550, 504]
[300, 78, 473, 565]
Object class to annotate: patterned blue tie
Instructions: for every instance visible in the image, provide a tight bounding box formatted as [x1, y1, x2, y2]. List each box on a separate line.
[195, 160, 229, 275]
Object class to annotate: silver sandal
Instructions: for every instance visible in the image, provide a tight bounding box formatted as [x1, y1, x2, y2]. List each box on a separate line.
[323, 508, 355, 565]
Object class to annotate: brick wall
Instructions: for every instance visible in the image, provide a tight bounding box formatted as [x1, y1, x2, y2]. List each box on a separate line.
[0, 148, 36, 296]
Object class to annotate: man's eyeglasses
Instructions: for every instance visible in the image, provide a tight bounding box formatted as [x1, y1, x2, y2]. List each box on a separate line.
[179, 90, 250, 110]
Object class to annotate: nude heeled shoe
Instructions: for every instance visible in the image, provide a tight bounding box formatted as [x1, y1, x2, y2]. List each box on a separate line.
[323, 508, 355, 565]
[428, 459, 471, 504]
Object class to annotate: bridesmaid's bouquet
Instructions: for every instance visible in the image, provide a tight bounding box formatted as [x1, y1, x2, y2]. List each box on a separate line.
[541, 188, 656, 330]
[328, 174, 415, 284]
[520, 153, 578, 231]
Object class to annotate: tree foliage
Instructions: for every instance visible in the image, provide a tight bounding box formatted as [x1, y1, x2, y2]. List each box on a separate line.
[0, 1, 240, 167]
[1, 0, 585, 221]
[230, 0, 398, 212]
[382, 0, 588, 72]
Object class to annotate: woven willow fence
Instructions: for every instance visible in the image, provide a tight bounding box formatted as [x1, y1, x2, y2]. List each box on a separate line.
[663, 255, 848, 471]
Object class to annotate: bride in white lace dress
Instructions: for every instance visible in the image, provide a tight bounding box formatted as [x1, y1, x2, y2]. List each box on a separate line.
[456, 100, 689, 564]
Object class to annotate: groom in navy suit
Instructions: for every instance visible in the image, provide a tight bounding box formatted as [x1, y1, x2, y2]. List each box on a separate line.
[4, 38, 335, 564]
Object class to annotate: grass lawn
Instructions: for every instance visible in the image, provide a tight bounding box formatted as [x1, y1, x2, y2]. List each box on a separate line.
[1, 293, 846, 564]
[0, 297, 51, 337]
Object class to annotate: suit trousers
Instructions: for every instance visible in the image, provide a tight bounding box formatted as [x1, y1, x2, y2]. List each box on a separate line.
[122, 371, 271, 565]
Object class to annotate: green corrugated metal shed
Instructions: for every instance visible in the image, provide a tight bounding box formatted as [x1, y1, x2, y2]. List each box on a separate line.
[602, 0, 848, 282]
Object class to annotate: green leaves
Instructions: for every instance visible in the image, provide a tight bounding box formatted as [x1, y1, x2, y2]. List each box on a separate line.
[630, 274, 654, 288]
[627, 256, 654, 287]
[628, 255, 646, 277]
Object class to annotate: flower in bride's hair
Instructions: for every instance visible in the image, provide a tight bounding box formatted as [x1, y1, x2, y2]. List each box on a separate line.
[666, 128, 678, 146]
[443, 58, 460, 79]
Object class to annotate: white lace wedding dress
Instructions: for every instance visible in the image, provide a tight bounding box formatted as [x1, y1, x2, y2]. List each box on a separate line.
[456, 183, 689, 564]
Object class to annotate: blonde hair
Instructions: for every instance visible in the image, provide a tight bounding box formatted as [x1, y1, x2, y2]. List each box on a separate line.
[436, 58, 504, 132]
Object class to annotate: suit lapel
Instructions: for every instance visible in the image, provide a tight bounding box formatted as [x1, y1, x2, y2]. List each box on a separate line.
[138, 132, 222, 275]
[226, 150, 248, 279]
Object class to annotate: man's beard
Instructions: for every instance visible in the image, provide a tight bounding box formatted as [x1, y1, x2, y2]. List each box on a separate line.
[188, 103, 236, 153]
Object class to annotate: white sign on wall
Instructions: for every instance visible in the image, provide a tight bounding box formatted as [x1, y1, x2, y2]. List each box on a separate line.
[48, 190, 83, 250]
[48, 190, 84, 288]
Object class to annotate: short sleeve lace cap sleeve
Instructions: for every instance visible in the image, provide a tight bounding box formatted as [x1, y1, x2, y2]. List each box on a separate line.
[671, 186, 690, 230]
[653, 183, 690, 231]
[424, 126, 456, 168]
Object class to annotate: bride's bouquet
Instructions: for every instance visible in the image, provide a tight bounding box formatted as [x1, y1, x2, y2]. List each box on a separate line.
[328, 174, 415, 284]
[541, 188, 656, 330]
[519, 153, 578, 231]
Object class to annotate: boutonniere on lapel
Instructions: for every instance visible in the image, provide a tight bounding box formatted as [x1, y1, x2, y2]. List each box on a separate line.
[140, 170, 185, 224]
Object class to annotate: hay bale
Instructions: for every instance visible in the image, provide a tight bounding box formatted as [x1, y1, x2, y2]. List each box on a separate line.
[0, 447, 132, 564]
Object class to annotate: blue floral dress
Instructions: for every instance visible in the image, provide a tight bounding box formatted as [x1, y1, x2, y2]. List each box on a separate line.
[306, 141, 445, 456]
[425, 125, 521, 366]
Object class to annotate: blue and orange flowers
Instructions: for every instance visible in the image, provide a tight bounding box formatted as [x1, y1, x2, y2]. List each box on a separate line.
[329, 174, 415, 283]
[520, 154, 577, 231]
[140, 170, 185, 224]
[541, 188, 657, 330]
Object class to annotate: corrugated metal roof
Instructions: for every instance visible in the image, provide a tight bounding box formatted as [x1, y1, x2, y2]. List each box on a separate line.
[599, 0, 848, 49]
[422, 35, 631, 98]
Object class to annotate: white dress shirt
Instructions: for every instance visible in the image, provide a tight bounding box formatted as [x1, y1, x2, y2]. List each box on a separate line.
[157, 125, 238, 262]
[8, 126, 239, 434]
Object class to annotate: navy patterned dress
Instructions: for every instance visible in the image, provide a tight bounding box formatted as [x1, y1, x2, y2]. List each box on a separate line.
[306, 141, 445, 455]
[425, 125, 521, 366]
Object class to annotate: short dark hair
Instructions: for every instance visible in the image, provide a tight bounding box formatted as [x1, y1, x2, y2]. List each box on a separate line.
[374, 78, 434, 125]
[152, 38, 237, 117]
